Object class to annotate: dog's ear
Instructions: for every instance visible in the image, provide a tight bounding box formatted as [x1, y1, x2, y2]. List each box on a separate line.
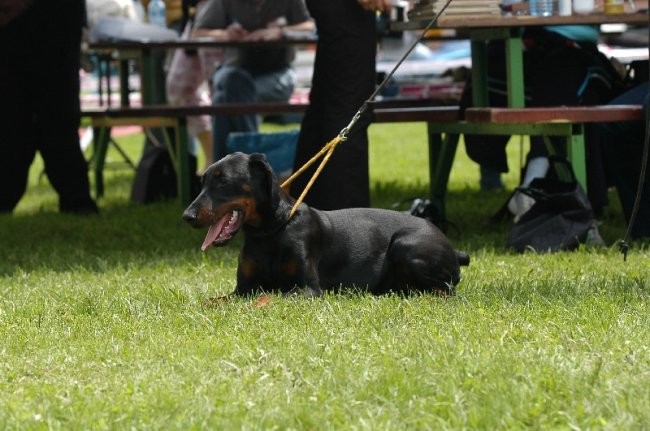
[248, 153, 280, 207]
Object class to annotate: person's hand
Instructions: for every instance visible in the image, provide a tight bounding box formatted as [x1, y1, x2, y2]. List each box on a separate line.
[0, 0, 34, 27]
[224, 21, 248, 41]
[357, 0, 392, 13]
[245, 27, 283, 42]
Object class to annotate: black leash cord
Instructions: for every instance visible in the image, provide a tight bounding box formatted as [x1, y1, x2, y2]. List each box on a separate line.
[619, 9, 650, 261]
[345, 0, 456, 135]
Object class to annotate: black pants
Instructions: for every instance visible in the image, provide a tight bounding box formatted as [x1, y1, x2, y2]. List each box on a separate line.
[599, 83, 650, 239]
[0, 0, 94, 212]
[291, 0, 377, 210]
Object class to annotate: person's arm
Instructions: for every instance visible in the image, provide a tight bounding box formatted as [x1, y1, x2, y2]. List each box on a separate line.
[244, 19, 314, 42]
[191, 0, 247, 40]
[0, 0, 35, 26]
[193, 21, 248, 41]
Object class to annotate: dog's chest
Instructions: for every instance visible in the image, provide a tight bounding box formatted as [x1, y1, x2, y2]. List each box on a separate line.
[240, 234, 309, 285]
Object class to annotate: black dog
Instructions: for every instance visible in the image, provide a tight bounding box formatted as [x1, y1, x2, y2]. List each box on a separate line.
[183, 152, 469, 297]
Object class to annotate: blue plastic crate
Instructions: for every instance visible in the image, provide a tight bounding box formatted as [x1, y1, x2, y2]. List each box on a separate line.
[226, 129, 299, 177]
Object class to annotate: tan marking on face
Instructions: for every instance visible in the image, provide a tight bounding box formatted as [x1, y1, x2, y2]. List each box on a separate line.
[242, 183, 252, 193]
[195, 206, 214, 226]
[212, 169, 222, 178]
[227, 197, 261, 227]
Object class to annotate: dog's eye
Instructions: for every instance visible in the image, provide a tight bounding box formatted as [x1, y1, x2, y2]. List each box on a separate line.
[212, 176, 228, 187]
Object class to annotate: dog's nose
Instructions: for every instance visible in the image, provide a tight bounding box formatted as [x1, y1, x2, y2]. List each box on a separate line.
[182, 208, 197, 224]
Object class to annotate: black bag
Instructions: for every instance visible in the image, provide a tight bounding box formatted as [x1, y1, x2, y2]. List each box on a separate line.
[392, 197, 449, 233]
[497, 156, 597, 252]
[130, 145, 198, 204]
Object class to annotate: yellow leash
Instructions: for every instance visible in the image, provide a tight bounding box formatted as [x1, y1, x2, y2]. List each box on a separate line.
[281, 108, 366, 217]
[281, 0, 454, 218]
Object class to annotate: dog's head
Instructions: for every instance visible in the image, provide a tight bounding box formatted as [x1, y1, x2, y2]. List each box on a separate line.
[182, 152, 284, 250]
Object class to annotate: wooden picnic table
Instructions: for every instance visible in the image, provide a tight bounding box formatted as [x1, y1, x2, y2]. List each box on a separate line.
[393, 11, 649, 217]
[87, 34, 318, 106]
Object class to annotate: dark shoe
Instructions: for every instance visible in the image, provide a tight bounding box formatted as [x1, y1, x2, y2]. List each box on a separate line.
[479, 166, 504, 191]
[59, 197, 99, 215]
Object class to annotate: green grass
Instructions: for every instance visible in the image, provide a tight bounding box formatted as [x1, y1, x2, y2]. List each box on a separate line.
[1, 123, 649, 429]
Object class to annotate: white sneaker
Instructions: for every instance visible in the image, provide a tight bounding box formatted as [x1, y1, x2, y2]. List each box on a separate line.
[507, 191, 535, 223]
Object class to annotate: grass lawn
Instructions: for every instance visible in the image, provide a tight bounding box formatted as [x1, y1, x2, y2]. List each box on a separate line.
[1, 122, 649, 429]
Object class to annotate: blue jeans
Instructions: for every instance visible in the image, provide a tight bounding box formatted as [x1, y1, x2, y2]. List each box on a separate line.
[211, 65, 296, 160]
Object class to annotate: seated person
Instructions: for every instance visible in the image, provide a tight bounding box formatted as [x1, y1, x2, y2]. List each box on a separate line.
[599, 83, 650, 239]
[192, 0, 314, 160]
[460, 25, 625, 217]
[166, 0, 222, 171]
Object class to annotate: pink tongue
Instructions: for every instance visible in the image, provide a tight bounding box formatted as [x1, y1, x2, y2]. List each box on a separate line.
[200, 215, 229, 251]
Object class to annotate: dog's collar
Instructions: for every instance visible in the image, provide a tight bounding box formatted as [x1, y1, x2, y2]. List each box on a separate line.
[244, 206, 294, 238]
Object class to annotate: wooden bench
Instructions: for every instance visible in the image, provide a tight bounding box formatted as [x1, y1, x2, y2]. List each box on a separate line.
[464, 105, 644, 124]
[464, 104, 644, 186]
[418, 104, 644, 218]
[83, 100, 461, 207]
[84, 101, 642, 224]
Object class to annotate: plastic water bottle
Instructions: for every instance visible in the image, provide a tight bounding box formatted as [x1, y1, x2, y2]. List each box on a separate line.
[529, 0, 556, 16]
[558, 0, 572, 15]
[147, 0, 167, 27]
[572, 0, 594, 14]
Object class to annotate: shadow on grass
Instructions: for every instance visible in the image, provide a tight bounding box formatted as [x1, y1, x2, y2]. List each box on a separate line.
[0, 197, 240, 276]
[371, 179, 513, 248]
[0, 175, 634, 276]
[0, 178, 499, 275]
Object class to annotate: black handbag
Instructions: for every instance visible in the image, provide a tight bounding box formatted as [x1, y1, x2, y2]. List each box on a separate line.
[496, 156, 597, 252]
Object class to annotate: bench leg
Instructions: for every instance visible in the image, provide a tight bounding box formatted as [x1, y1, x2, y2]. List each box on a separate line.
[158, 120, 192, 207]
[92, 126, 111, 199]
[568, 128, 587, 191]
[542, 128, 588, 192]
[428, 124, 460, 218]
[175, 119, 191, 207]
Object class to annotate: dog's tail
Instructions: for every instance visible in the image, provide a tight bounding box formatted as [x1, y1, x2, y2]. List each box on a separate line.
[455, 250, 470, 266]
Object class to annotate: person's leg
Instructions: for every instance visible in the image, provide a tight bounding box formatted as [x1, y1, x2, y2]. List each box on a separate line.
[254, 67, 296, 102]
[32, 0, 97, 212]
[211, 66, 258, 160]
[459, 41, 514, 188]
[601, 84, 650, 238]
[0, 57, 36, 211]
[292, 0, 375, 210]
[530, 40, 622, 214]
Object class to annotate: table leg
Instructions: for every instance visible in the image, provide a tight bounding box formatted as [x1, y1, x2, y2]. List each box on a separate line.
[175, 118, 192, 207]
[568, 126, 587, 191]
[119, 59, 130, 107]
[470, 40, 489, 107]
[92, 126, 111, 199]
[504, 32, 525, 108]
[428, 124, 460, 218]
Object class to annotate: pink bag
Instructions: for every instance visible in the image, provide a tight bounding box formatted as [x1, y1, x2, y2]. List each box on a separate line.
[165, 22, 223, 137]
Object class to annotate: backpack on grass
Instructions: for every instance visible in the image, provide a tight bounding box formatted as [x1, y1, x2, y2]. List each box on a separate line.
[494, 156, 598, 252]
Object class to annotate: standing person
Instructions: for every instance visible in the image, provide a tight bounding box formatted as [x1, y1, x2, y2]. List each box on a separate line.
[192, 0, 315, 161]
[0, 0, 98, 214]
[599, 83, 650, 239]
[290, 0, 391, 210]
